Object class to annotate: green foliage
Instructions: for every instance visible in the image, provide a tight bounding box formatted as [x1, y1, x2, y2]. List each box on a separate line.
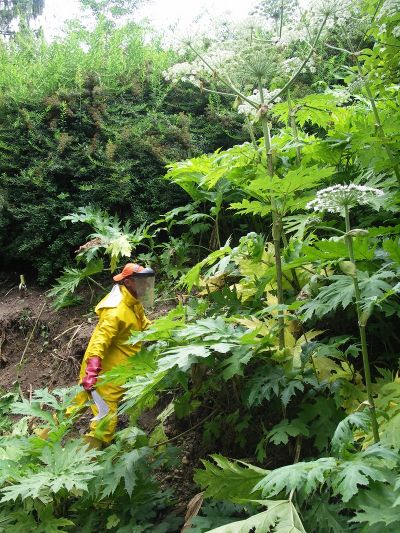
[3, 0, 400, 530]
[0, 390, 19, 434]
[206, 500, 306, 533]
[0, 440, 101, 504]
[194, 455, 268, 501]
[0, 19, 247, 282]
[254, 442, 398, 503]
[266, 418, 309, 445]
[0, 388, 180, 532]
[47, 259, 104, 309]
[350, 481, 400, 528]
[0, 0, 44, 35]
[301, 270, 397, 321]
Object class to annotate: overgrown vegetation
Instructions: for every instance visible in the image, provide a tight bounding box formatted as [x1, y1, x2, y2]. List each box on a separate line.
[1, 0, 400, 531]
[0, 8, 246, 282]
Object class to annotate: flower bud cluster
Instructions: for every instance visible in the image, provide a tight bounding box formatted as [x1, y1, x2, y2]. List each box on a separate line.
[379, 0, 400, 19]
[162, 49, 235, 86]
[237, 88, 282, 116]
[281, 56, 317, 75]
[306, 184, 384, 214]
[392, 25, 400, 37]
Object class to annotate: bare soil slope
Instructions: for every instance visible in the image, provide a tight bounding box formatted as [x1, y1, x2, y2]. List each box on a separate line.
[0, 282, 95, 395]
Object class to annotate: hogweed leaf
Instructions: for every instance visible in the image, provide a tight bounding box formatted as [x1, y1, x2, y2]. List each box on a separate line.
[157, 345, 211, 372]
[266, 418, 310, 446]
[194, 454, 268, 501]
[0, 441, 101, 503]
[350, 481, 400, 527]
[279, 379, 304, 408]
[304, 500, 348, 533]
[255, 458, 336, 498]
[206, 500, 306, 533]
[331, 411, 371, 454]
[332, 450, 392, 503]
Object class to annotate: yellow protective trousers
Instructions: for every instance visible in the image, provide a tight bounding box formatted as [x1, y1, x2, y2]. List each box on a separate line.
[67, 284, 150, 445]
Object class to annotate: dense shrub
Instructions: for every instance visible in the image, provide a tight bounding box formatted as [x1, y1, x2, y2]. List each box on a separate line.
[0, 21, 247, 282]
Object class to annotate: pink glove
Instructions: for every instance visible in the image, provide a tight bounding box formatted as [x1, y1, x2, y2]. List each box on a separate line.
[82, 356, 102, 391]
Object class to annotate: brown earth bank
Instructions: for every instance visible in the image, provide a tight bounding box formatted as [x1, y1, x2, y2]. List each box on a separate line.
[0, 280, 95, 395]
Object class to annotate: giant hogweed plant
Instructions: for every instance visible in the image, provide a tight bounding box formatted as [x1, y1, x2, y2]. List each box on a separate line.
[164, 4, 333, 350]
[0, 388, 183, 532]
[162, 0, 385, 350]
[49, 206, 153, 308]
[104, 224, 400, 530]
[306, 184, 386, 442]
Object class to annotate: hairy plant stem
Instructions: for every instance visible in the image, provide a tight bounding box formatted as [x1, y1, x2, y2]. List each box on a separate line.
[344, 206, 379, 443]
[259, 80, 285, 350]
[356, 62, 400, 185]
[281, 230, 301, 292]
[326, 41, 400, 185]
[287, 90, 301, 165]
[279, 0, 284, 39]
[245, 115, 261, 155]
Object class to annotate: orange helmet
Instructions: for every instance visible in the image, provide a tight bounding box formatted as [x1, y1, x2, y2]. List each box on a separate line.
[113, 263, 154, 282]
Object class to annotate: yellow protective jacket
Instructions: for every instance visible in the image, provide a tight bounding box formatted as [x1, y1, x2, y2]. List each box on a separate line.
[79, 284, 150, 379]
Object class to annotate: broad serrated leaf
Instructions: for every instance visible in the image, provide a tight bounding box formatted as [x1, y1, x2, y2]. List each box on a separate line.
[157, 345, 211, 372]
[304, 500, 348, 533]
[219, 347, 254, 380]
[206, 500, 306, 533]
[383, 238, 400, 264]
[266, 418, 309, 445]
[244, 366, 286, 407]
[194, 455, 268, 501]
[229, 199, 272, 217]
[280, 380, 304, 407]
[332, 458, 389, 502]
[255, 458, 336, 498]
[101, 448, 149, 497]
[350, 481, 400, 527]
[0, 441, 101, 504]
[120, 370, 166, 415]
[331, 411, 371, 454]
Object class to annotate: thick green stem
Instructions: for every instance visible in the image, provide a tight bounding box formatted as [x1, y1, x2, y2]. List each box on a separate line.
[344, 206, 380, 443]
[279, 0, 284, 39]
[214, 212, 221, 249]
[259, 80, 285, 349]
[281, 230, 301, 292]
[287, 91, 301, 165]
[356, 61, 400, 185]
[245, 115, 261, 157]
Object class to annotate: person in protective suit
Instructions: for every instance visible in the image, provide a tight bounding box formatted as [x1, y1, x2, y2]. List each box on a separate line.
[66, 263, 155, 449]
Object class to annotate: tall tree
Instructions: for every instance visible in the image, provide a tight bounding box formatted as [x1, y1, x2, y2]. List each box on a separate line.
[79, 0, 144, 19]
[0, 0, 44, 35]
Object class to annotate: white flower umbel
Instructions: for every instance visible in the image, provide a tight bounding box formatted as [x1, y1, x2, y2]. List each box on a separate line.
[237, 88, 282, 117]
[306, 184, 384, 214]
[379, 0, 400, 19]
[163, 49, 236, 87]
